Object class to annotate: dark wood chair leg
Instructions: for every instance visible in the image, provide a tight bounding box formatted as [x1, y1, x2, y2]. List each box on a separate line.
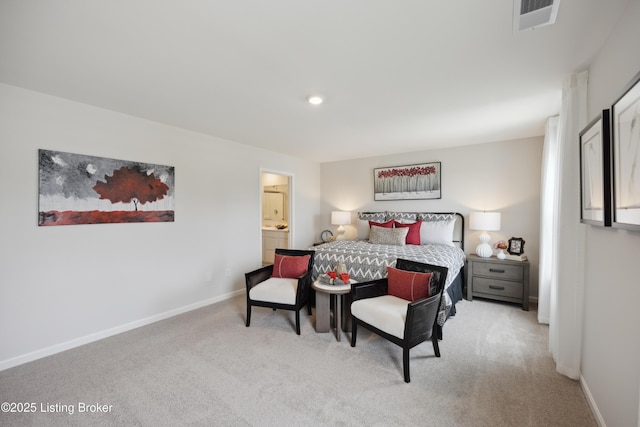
[432, 335, 441, 357]
[350, 320, 358, 347]
[295, 310, 301, 335]
[307, 301, 312, 315]
[246, 304, 251, 327]
[403, 347, 411, 383]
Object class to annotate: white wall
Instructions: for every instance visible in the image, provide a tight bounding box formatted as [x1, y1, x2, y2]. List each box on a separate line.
[581, 1, 640, 426]
[320, 138, 543, 298]
[0, 84, 321, 369]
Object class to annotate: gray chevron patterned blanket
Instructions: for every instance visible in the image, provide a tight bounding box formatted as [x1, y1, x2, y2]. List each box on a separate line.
[310, 240, 466, 325]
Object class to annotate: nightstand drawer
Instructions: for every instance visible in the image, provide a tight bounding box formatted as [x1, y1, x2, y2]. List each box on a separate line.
[473, 262, 523, 281]
[472, 277, 523, 299]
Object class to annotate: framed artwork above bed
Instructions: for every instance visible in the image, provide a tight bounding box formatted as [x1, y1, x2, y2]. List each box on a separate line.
[374, 162, 441, 201]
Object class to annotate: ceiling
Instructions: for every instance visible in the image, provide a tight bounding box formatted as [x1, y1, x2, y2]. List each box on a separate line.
[0, 0, 629, 163]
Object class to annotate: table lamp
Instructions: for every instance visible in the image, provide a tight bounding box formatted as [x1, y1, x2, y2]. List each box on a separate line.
[331, 211, 351, 240]
[469, 212, 501, 258]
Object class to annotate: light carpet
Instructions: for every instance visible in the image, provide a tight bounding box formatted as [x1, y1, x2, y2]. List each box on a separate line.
[0, 295, 597, 426]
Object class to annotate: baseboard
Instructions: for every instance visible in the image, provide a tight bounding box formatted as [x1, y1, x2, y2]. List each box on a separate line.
[580, 374, 607, 427]
[0, 289, 244, 372]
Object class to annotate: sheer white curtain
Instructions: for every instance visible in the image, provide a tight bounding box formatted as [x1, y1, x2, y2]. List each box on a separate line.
[538, 116, 559, 325]
[538, 70, 588, 379]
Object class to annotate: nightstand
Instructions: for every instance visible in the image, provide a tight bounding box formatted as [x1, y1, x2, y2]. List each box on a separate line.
[466, 254, 530, 310]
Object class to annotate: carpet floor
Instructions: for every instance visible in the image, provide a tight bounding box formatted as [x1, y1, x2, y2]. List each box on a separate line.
[0, 295, 597, 426]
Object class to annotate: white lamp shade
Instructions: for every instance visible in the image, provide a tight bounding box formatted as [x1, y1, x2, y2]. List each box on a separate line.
[331, 211, 350, 241]
[331, 211, 351, 225]
[469, 212, 501, 231]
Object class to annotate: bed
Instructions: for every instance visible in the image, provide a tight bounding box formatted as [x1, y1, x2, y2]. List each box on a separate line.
[310, 211, 466, 336]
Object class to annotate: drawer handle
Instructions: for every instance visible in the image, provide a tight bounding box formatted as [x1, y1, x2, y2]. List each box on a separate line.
[489, 268, 505, 273]
[489, 285, 505, 290]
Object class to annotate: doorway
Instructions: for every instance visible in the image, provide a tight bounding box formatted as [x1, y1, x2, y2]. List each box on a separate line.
[261, 171, 292, 265]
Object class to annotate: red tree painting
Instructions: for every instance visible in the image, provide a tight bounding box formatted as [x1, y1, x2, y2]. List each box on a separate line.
[93, 166, 169, 211]
[38, 149, 175, 226]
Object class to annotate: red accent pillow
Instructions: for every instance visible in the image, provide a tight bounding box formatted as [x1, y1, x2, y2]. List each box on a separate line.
[387, 266, 433, 302]
[369, 219, 394, 228]
[272, 254, 311, 278]
[394, 220, 422, 245]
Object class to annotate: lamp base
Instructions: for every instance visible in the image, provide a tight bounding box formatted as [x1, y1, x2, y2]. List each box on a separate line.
[475, 231, 493, 258]
[475, 243, 493, 258]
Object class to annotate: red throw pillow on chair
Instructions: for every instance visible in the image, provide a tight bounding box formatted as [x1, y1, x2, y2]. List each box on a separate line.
[387, 266, 433, 302]
[272, 254, 311, 278]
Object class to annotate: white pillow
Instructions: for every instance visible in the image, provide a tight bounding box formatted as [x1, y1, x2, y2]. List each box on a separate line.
[396, 219, 416, 224]
[369, 226, 408, 246]
[357, 219, 371, 240]
[356, 212, 386, 240]
[420, 220, 455, 246]
[387, 212, 418, 222]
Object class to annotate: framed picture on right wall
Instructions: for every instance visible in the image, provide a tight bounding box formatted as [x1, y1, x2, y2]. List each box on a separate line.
[611, 70, 640, 231]
[579, 110, 611, 227]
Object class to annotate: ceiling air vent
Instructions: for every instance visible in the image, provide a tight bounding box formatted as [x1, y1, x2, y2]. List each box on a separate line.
[514, 0, 560, 32]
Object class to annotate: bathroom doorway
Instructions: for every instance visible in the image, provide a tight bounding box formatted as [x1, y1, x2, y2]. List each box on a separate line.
[261, 171, 292, 265]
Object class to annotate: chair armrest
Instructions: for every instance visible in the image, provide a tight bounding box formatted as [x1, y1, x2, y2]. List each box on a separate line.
[295, 270, 313, 304]
[351, 279, 389, 301]
[245, 265, 274, 290]
[405, 293, 441, 342]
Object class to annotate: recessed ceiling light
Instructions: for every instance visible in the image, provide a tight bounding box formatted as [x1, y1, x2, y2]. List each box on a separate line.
[307, 95, 324, 105]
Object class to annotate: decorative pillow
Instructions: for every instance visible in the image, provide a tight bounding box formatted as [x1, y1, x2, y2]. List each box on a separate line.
[369, 219, 394, 228]
[387, 266, 433, 302]
[358, 219, 394, 240]
[357, 212, 387, 240]
[420, 219, 455, 246]
[387, 212, 419, 222]
[272, 254, 311, 278]
[356, 219, 371, 240]
[393, 220, 422, 245]
[358, 212, 386, 222]
[369, 226, 408, 246]
[419, 213, 456, 222]
[395, 218, 416, 224]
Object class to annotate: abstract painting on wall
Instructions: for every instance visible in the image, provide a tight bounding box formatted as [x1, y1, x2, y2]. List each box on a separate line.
[38, 149, 175, 226]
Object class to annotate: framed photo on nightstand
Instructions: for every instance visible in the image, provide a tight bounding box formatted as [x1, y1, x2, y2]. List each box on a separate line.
[508, 237, 525, 256]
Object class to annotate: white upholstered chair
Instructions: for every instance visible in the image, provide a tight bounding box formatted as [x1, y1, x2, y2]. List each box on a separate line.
[245, 248, 315, 335]
[350, 259, 448, 382]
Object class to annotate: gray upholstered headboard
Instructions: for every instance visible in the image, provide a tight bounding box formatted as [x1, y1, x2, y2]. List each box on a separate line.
[357, 211, 465, 250]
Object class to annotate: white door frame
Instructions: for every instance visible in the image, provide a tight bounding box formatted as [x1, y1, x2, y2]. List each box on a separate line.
[260, 168, 294, 256]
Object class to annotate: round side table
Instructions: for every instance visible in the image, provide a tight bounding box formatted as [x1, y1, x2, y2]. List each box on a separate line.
[312, 276, 354, 342]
